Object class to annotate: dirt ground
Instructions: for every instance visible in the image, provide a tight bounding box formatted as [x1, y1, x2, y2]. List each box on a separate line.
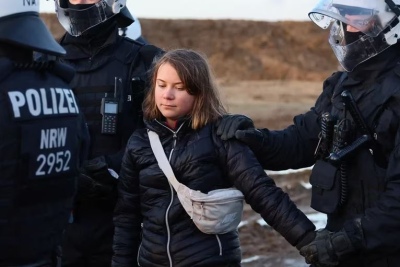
[220, 80, 322, 266]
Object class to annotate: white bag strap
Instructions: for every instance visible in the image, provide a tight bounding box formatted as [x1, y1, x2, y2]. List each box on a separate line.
[148, 130, 182, 191]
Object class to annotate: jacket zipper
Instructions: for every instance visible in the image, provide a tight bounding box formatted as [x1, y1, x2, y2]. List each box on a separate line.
[137, 227, 143, 266]
[153, 121, 224, 259]
[154, 121, 185, 267]
[215, 234, 223, 256]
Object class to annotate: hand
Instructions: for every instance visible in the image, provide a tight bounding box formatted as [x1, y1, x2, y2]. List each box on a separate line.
[216, 114, 255, 140]
[234, 128, 265, 152]
[77, 173, 116, 201]
[82, 156, 117, 186]
[299, 229, 355, 266]
[298, 229, 335, 267]
[83, 156, 108, 173]
[76, 173, 102, 199]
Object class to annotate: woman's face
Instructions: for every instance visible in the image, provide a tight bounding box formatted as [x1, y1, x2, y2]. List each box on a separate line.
[155, 63, 195, 127]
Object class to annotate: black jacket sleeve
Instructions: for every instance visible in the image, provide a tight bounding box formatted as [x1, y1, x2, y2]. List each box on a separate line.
[255, 110, 320, 170]
[216, 133, 316, 247]
[112, 137, 142, 267]
[254, 72, 342, 170]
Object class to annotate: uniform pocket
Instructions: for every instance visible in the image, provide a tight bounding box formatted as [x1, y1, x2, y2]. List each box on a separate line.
[310, 160, 340, 214]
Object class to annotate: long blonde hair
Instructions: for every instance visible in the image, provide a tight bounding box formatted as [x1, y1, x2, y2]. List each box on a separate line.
[143, 48, 226, 130]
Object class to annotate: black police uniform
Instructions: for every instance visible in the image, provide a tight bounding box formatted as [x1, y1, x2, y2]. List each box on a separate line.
[58, 26, 162, 267]
[251, 44, 400, 266]
[0, 58, 89, 266]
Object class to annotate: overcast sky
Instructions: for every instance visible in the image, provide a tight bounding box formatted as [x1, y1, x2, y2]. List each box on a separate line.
[41, 0, 317, 21]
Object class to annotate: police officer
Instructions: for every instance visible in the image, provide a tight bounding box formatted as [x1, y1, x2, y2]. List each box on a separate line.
[0, 1, 89, 266]
[217, 0, 400, 266]
[53, 0, 163, 266]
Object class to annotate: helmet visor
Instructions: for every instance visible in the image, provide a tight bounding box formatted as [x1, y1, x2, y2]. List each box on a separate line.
[55, 1, 116, 36]
[329, 21, 390, 71]
[308, 0, 397, 37]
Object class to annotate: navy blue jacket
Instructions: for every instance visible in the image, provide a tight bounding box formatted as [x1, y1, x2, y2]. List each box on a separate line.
[112, 118, 315, 267]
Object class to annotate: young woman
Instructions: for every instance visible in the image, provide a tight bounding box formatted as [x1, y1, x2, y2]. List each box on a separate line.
[112, 49, 316, 267]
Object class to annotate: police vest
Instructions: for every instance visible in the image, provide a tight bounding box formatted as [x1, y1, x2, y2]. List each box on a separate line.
[310, 68, 400, 231]
[0, 58, 88, 263]
[61, 36, 161, 172]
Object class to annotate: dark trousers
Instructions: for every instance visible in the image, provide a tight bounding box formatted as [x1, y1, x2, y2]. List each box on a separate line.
[61, 207, 114, 267]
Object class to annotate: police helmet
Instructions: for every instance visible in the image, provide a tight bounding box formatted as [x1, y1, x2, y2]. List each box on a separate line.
[119, 13, 142, 39]
[55, 0, 134, 37]
[309, 0, 400, 71]
[0, 1, 65, 56]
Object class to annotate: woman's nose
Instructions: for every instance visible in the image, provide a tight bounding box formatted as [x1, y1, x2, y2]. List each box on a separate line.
[163, 87, 174, 99]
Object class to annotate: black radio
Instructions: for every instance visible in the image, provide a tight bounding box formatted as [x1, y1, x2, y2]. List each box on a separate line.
[101, 98, 119, 134]
[101, 77, 122, 135]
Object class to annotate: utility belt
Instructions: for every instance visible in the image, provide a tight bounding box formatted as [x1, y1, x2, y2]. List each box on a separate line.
[310, 90, 385, 214]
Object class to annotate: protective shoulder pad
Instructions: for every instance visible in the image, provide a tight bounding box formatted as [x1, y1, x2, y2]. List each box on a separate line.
[139, 44, 165, 70]
[51, 61, 76, 83]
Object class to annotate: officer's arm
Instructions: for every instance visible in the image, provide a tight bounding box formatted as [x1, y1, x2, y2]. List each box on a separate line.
[255, 109, 320, 170]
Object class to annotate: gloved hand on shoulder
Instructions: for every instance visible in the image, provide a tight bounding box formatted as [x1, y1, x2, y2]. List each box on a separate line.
[216, 114, 265, 152]
[299, 228, 356, 267]
[216, 114, 255, 140]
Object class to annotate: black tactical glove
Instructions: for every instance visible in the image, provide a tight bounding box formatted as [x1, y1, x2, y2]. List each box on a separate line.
[76, 173, 116, 201]
[216, 114, 255, 140]
[77, 156, 118, 201]
[234, 128, 265, 152]
[299, 228, 355, 267]
[82, 156, 117, 187]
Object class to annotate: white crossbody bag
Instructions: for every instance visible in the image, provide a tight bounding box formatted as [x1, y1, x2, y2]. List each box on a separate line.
[148, 130, 244, 234]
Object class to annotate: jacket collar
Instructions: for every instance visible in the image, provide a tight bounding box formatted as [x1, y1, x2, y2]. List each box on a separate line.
[60, 27, 120, 60]
[348, 43, 400, 84]
[145, 117, 192, 137]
